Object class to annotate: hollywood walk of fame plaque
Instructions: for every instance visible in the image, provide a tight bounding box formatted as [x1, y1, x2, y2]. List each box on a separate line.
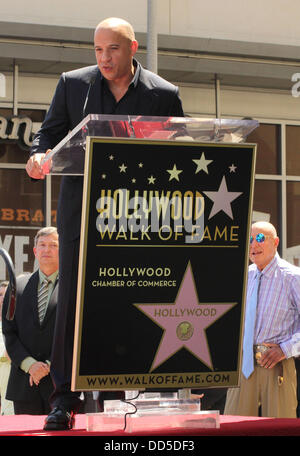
[72, 137, 256, 391]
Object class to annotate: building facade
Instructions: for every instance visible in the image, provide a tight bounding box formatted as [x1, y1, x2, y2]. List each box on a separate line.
[0, 0, 300, 278]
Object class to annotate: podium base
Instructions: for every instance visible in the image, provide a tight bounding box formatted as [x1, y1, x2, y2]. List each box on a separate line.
[86, 391, 220, 433]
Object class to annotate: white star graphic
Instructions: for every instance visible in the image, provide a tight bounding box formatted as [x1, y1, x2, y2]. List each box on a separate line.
[229, 164, 237, 173]
[203, 176, 242, 219]
[167, 164, 183, 181]
[193, 153, 213, 174]
[148, 175, 156, 184]
[119, 164, 127, 173]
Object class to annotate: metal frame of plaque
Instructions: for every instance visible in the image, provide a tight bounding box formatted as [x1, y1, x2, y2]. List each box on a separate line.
[42, 115, 258, 395]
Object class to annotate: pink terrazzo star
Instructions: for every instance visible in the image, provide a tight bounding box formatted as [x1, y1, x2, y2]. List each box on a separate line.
[135, 263, 235, 371]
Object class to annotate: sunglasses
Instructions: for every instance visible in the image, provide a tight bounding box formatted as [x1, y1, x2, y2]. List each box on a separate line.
[250, 233, 271, 244]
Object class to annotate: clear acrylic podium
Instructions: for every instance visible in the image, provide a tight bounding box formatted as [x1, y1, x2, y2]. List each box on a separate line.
[42, 114, 258, 433]
[42, 114, 258, 175]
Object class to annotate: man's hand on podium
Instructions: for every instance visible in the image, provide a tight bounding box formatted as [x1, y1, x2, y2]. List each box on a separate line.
[26, 149, 52, 179]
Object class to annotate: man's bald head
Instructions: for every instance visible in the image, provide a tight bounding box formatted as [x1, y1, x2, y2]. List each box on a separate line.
[251, 221, 278, 238]
[95, 17, 136, 42]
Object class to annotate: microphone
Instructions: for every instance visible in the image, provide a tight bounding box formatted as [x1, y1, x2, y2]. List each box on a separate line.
[82, 75, 96, 119]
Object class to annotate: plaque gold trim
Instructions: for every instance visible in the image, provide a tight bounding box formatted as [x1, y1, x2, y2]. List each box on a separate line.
[71, 137, 256, 391]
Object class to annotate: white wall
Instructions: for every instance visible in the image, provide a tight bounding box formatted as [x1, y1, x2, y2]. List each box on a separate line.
[169, 0, 300, 46]
[3, 0, 300, 46]
[2, 0, 151, 31]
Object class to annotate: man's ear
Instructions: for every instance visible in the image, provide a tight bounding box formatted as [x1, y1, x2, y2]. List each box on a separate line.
[131, 40, 138, 56]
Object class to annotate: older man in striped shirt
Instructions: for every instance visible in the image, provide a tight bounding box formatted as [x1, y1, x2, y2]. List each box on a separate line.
[225, 221, 300, 417]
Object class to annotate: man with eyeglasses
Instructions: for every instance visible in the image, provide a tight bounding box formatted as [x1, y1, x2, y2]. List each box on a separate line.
[224, 221, 300, 417]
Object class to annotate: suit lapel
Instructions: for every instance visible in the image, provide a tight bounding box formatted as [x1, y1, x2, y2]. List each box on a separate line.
[133, 67, 157, 114]
[31, 273, 41, 327]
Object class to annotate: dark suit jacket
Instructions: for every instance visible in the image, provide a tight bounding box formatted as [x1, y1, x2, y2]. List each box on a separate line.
[31, 61, 184, 242]
[2, 271, 58, 402]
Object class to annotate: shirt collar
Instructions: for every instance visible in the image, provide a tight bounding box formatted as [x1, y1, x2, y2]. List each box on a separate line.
[255, 252, 279, 279]
[130, 59, 140, 88]
[39, 269, 58, 285]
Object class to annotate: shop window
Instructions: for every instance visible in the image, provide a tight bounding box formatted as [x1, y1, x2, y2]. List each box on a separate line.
[247, 123, 281, 175]
[0, 227, 39, 278]
[0, 168, 44, 279]
[286, 181, 300, 266]
[0, 168, 44, 227]
[286, 125, 300, 176]
[0, 108, 46, 164]
[252, 179, 281, 251]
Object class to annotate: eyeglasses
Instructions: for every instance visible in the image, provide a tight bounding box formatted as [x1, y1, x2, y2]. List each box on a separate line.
[250, 233, 271, 244]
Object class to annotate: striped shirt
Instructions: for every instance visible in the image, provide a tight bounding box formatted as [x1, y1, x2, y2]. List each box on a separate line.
[248, 253, 300, 358]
